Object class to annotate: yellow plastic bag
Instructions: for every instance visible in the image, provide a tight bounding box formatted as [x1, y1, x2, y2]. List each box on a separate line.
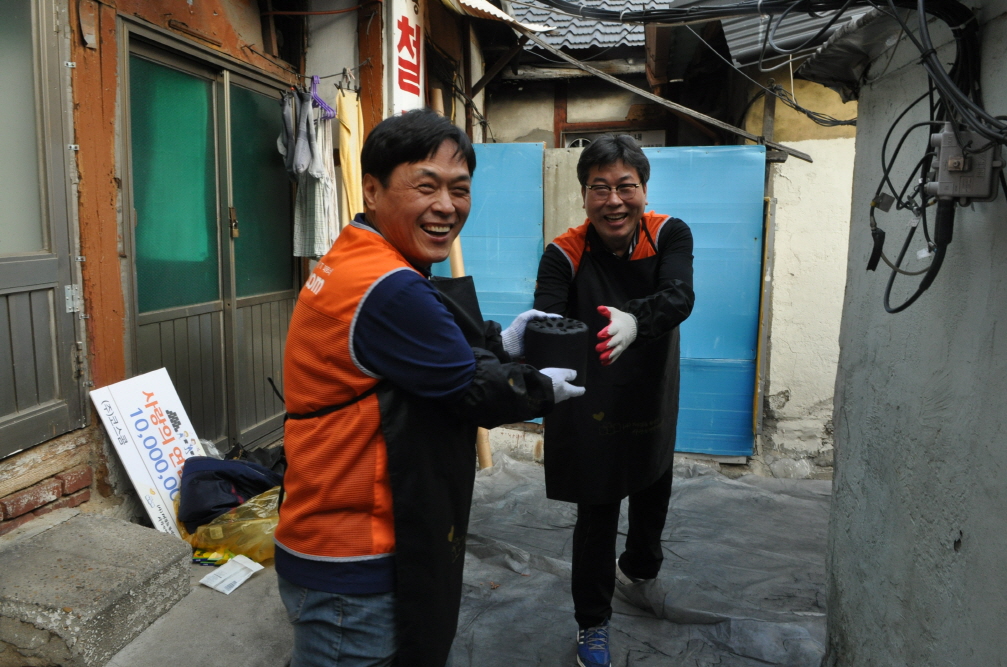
[175, 486, 280, 563]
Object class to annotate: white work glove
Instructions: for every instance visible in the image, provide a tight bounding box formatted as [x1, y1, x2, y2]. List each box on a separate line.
[539, 368, 586, 403]
[595, 305, 638, 366]
[501, 309, 561, 358]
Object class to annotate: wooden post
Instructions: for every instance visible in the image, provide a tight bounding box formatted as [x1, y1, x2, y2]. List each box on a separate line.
[357, 0, 384, 138]
[445, 218, 489, 468]
[762, 90, 777, 199]
[476, 428, 493, 471]
[433, 91, 490, 469]
[448, 238, 465, 277]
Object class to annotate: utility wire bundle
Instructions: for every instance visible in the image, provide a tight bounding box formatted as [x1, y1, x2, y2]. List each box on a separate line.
[528, 0, 1006, 312]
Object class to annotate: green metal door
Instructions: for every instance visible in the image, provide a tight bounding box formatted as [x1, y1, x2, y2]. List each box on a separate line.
[228, 80, 296, 448]
[128, 45, 294, 451]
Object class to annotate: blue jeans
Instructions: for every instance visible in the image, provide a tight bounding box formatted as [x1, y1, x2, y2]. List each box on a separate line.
[278, 576, 397, 667]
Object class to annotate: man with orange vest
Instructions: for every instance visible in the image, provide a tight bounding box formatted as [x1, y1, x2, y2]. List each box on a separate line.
[275, 109, 584, 667]
[534, 135, 695, 667]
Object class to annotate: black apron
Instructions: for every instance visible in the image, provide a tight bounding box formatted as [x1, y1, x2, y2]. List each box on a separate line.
[543, 228, 681, 505]
[378, 275, 485, 667]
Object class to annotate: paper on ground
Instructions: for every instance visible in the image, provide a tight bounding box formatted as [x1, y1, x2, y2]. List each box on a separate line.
[200, 555, 265, 595]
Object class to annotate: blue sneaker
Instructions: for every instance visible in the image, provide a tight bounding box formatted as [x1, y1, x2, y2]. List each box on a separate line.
[576, 621, 611, 667]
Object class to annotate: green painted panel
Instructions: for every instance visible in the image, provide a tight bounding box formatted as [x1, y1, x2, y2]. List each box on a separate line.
[130, 56, 219, 313]
[230, 85, 293, 297]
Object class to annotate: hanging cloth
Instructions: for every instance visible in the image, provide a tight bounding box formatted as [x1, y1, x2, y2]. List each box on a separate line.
[277, 91, 297, 180]
[318, 87, 341, 247]
[336, 87, 364, 230]
[293, 93, 337, 257]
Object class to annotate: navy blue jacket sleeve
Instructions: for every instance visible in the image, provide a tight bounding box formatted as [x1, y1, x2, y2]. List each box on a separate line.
[353, 269, 476, 400]
[352, 269, 554, 426]
[625, 217, 695, 340]
[533, 244, 574, 315]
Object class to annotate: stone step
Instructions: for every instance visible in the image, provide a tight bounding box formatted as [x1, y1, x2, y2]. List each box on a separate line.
[0, 509, 191, 667]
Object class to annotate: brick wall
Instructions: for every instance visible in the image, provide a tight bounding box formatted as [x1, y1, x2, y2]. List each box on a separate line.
[0, 465, 93, 536]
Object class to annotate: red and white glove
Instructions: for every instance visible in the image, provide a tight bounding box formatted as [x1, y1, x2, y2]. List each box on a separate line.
[595, 305, 637, 366]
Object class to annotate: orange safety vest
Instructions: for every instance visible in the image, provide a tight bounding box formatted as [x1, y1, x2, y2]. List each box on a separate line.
[275, 223, 417, 560]
[549, 211, 671, 275]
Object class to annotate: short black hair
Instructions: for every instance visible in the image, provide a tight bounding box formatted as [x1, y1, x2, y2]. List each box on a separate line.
[360, 108, 476, 186]
[576, 134, 650, 186]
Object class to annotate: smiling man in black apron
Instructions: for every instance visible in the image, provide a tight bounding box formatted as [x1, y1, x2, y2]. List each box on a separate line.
[534, 135, 695, 667]
[276, 109, 584, 667]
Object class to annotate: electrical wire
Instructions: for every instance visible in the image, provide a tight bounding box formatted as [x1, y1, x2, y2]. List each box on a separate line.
[685, 24, 856, 127]
[523, 0, 1006, 312]
[766, 0, 855, 54]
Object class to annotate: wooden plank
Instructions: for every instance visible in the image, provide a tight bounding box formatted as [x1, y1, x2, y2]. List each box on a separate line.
[8, 292, 39, 411]
[187, 315, 205, 435]
[0, 295, 17, 417]
[211, 310, 226, 442]
[29, 289, 57, 404]
[251, 303, 265, 426]
[173, 318, 191, 419]
[236, 306, 253, 431]
[278, 298, 291, 398]
[136, 323, 162, 374]
[502, 61, 647, 81]
[269, 299, 282, 416]
[0, 431, 89, 497]
[160, 321, 176, 382]
[471, 35, 528, 96]
[199, 312, 216, 439]
[357, 0, 385, 137]
[553, 80, 567, 150]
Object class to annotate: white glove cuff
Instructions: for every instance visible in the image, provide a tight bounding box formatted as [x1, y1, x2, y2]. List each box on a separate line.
[501, 326, 522, 358]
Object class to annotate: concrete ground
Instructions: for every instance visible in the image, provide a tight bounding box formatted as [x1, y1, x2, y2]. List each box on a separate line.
[105, 562, 292, 667]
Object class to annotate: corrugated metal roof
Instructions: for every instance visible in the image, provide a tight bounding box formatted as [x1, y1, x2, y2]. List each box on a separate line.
[722, 8, 871, 65]
[508, 0, 870, 63]
[796, 8, 905, 100]
[508, 0, 645, 50]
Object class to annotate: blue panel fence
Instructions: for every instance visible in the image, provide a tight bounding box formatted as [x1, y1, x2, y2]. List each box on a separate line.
[435, 143, 765, 456]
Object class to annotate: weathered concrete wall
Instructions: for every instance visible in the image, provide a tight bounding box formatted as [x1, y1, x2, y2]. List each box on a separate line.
[826, 5, 1007, 664]
[307, 0, 359, 79]
[486, 76, 656, 146]
[543, 147, 585, 245]
[565, 77, 651, 123]
[757, 137, 854, 479]
[485, 81, 556, 146]
[742, 76, 857, 142]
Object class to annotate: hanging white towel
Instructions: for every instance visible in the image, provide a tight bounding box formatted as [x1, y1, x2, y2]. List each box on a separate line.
[293, 106, 336, 258]
[318, 99, 341, 248]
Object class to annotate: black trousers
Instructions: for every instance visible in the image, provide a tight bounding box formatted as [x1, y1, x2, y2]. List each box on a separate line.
[571, 466, 674, 629]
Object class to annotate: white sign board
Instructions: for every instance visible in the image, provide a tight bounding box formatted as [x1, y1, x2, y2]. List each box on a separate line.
[90, 368, 206, 537]
[389, 0, 424, 114]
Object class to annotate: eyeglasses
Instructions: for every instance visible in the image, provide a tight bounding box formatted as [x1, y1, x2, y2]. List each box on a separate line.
[585, 183, 642, 200]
